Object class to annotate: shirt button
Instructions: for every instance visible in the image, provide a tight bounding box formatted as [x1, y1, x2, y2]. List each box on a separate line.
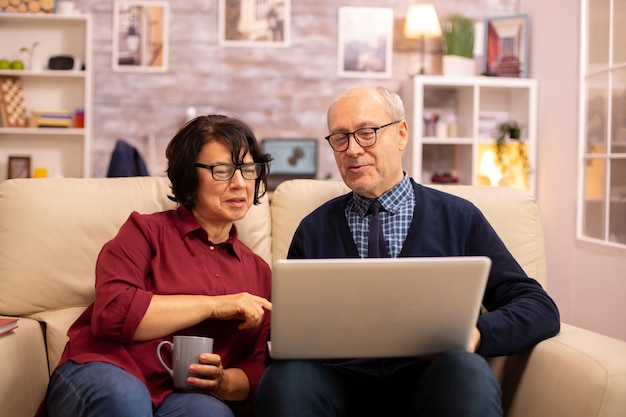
[215, 272, 221, 278]
[209, 246, 215, 250]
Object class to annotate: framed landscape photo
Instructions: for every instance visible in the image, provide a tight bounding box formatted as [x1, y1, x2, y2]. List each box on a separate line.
[7, 156, 31, 179]
[482, 14, 529, 78]
[219, 0, 290, 47]
[338, 7, 393, 79]
[112, 1, 170, 72]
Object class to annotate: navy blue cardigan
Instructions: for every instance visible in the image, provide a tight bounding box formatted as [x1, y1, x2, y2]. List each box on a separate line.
[288, 179, 560, 358]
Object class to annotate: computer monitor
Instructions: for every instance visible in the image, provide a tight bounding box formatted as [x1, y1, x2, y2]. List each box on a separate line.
[261, 138, 318, 190]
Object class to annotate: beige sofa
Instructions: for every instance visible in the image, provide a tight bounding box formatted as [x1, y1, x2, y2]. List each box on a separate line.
[1, 177, 625, 417]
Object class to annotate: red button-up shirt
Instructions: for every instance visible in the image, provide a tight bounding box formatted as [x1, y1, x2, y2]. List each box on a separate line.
[58, 205, 271, 415]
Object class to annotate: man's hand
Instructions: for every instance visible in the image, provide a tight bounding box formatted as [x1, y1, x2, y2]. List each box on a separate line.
[469, 326, 481, 352]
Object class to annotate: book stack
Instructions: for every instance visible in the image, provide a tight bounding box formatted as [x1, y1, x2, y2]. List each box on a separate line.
[31, 109, 73, 128]
[0, 317, 18, 336]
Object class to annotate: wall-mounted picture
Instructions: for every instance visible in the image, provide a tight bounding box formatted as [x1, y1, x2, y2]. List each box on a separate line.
[261, 138, 318, 190]
[338, 7, 393, 79]
[482, 14, 529, 78]
[0, 0, 55, 13]
[7, 156, 31, 179]
[219, 0, 290, 47]
[112, 1, 169, 72]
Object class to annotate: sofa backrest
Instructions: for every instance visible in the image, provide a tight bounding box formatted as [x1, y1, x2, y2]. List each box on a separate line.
[0, 177, 272, 317]
[270, 180, 547, 288]
[0, 176, 546, 318]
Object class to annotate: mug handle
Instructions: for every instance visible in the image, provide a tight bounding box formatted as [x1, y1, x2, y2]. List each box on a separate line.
[156, 340, 174, 376]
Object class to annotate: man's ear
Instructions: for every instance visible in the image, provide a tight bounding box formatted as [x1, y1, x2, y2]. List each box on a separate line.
[397, 120, 409, 152]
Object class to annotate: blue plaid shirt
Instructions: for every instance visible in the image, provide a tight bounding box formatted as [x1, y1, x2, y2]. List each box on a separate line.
[346, 174, 415, 258]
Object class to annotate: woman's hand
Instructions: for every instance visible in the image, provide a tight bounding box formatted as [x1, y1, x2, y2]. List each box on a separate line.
[187, 353, 249, 401]
[133, 292, 271, 341]
[208, 292, 272, 329]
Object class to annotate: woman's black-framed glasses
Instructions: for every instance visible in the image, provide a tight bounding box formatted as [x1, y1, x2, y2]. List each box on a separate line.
[324, 120, 401, 152]
[195, 162, 263, 181]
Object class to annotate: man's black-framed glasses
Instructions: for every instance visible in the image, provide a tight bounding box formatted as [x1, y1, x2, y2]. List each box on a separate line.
[324, 120, 401, 152]
[195, 162, 263, 181]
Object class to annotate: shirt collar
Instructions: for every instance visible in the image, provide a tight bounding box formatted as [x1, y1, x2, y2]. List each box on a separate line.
[350, 173, 412, 217]
[173, 205, 243, 261]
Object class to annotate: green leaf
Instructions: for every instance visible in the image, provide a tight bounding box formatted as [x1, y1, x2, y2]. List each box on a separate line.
[442, 15, 474, 58]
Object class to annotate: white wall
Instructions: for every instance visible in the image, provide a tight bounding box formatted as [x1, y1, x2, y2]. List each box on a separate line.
[522, 0, 626, 341]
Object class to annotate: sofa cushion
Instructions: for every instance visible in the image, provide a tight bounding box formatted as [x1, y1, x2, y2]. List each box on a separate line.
[235, 193, 272, 265]
[430, 184, 547, 287]
[270, 179, 350, 262]
[505, 323, 626, 417]
[0, 177, 176, 316]
[0, 177, 272, 317]
[0, 317, 49, 417]
[29, 307, 88, 373]
[270, 180, 546, 287]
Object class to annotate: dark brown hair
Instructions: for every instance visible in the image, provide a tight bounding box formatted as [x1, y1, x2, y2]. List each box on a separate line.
[166, 114, 272, 209]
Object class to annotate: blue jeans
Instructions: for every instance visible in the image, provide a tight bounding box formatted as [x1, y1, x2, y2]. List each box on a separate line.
[45, 361, 234, 417]
[256, 351, 502, 417]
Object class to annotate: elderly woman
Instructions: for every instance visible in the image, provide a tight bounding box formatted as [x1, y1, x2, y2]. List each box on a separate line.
[41, 115, 273, 417]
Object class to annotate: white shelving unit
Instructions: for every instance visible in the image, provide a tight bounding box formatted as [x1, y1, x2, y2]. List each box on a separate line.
[0, 13, 92, 179]
[401, 75, 538, 195]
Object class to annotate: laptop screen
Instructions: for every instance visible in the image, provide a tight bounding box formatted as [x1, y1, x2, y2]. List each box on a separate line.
[261, 139, 318, 190]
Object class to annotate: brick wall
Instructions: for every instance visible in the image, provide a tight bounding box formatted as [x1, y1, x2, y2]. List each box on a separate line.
[79, 0, 517, 178]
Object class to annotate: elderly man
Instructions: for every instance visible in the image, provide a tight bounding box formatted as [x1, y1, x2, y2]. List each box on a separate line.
[256, 86, 560, 417]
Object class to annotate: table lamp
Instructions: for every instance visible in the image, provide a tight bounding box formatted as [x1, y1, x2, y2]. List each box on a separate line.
[404, 4, 442, 74]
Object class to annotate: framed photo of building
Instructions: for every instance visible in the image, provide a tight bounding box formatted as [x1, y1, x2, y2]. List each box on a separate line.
[219, 0, 290, 47]
[338, 7, 393, 79]
[112, 1, 170, 72]
[7, 156, 31, 179]
[482, 14, 529, 78]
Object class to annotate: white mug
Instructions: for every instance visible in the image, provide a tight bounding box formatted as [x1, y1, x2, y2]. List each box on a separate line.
[157, 335, 214, 390]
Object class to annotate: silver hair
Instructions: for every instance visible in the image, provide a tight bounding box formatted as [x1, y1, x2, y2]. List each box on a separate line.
[327, 86, 406, 123]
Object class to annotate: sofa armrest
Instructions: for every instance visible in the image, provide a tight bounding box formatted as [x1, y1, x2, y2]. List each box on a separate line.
[502, 323, 626, 417]
[0, 317, 50, 417]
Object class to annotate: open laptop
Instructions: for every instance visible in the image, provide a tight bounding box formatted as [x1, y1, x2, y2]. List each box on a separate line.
[269, 256, 491, 359]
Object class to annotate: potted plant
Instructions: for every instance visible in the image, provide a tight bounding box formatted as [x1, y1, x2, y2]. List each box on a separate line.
[493, 121, 530, 187]
[20, 41, 40, 71]
[441, 14, 475, 76]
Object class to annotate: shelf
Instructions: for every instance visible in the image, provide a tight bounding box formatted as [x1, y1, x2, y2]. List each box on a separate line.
[412, 74, 537, 88]
[0, 127, 85, 136]
[0, 69, 86, 78]
[0, 12, 88, 23]
[402, 75, 538, 194]
[0, 12, 91, 180]
[422, 137, 475, 145]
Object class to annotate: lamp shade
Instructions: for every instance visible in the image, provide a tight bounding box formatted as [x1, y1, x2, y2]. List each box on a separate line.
[404, 4, 442, 39]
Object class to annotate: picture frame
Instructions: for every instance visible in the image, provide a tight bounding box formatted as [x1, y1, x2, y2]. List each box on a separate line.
[219, 0, 290, 47]
[112, 1, 170, 72]
[7, 156, 31, 179]
[0, 0, 55, 13]
[482, 14, 529, 78]
[261, 138, 318, 191]
[337, 7, 393, 79]
[261, 138, 318, 177]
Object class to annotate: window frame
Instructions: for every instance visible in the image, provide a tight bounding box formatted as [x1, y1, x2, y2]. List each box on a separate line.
[577, 0, 626, 249]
